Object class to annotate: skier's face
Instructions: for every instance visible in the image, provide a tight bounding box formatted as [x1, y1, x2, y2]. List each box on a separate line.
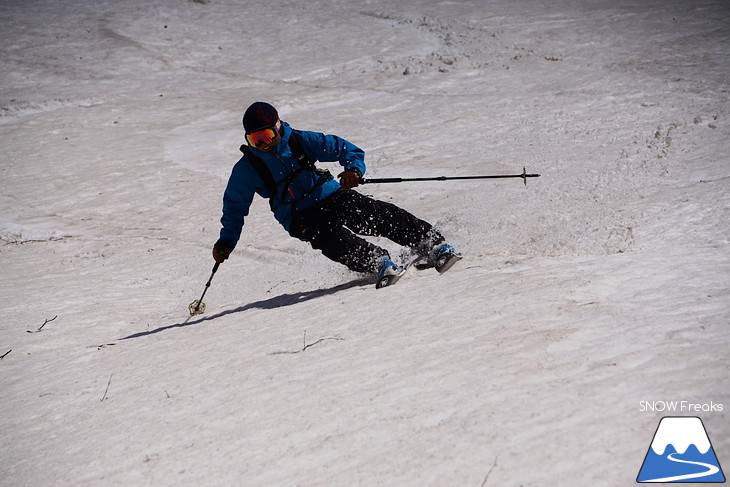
[246, 121, 282, 152]
[257, 130, 281, 152]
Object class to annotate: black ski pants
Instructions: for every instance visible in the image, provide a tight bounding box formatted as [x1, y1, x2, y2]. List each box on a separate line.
[290, 189, 443, 273]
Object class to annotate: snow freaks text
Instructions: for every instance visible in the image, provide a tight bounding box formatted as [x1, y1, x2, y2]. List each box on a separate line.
[639, 401, 724, 413]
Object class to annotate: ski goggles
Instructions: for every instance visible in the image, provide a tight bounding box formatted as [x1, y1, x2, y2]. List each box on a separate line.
[246, 120, 281, 148]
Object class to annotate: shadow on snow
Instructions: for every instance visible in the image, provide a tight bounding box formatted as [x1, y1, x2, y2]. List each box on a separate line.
[120, 277, 373, 340]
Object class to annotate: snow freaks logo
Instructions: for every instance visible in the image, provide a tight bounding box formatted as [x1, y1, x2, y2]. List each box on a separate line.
[637, 417, 726, 483]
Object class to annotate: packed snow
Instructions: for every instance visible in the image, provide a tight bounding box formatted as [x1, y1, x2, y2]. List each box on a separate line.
[1, 0, 728, 485]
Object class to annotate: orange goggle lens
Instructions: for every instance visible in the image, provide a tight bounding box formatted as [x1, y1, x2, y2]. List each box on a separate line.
[246, 121, 281, 147]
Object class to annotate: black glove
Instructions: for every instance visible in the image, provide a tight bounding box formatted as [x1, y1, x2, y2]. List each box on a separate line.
[213, 241, 233, 263]
[339, 169, 362, 190]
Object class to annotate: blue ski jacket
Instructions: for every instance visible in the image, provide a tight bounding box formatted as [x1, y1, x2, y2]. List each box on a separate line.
[218, 122, 366, 249]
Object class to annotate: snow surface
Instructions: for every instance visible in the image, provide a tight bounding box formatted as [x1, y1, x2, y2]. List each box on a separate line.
[1, 0, 729, 485]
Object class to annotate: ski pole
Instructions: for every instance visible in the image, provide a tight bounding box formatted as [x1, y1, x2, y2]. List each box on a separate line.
[189, 262, 219, 316]
[362, 167, 540, 186]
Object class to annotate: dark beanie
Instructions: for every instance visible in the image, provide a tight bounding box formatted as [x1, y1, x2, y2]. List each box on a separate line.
[242, 102, 279, 133]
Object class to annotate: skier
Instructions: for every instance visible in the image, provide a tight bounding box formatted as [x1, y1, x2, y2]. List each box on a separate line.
[213, 102, 460, 287]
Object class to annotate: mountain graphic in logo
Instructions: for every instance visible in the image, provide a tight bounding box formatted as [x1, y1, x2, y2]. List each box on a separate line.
[637, 416, 725, 483]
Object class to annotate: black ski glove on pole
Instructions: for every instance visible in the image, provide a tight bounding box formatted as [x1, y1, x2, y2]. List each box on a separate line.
[213, 241, 233, 263]
[339, 169, 362, 190]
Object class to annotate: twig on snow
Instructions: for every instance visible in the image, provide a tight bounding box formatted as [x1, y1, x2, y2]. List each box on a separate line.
[0, 350, 11, 360]
[28, 315, 57, 333]
[301, 334, 343, 353]
[481, 457, 498, 487]
[269, 330, 344, 355]
[100, 374, 113, 402]
[266, 279, 306, 294]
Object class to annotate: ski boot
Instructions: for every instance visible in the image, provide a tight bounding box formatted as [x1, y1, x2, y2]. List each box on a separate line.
[375, 257, 406, 289]
[430, 244, 462, 274]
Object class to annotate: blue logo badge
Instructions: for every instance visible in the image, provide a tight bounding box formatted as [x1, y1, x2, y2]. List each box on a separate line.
[637, 416, 725, 483]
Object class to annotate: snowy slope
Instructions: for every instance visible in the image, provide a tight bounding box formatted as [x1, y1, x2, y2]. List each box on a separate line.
[1, 0, 728, 485]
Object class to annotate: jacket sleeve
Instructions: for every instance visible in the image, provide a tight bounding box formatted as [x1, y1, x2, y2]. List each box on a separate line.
[218, 161, 256, 249]
[296, 130, 366, 176]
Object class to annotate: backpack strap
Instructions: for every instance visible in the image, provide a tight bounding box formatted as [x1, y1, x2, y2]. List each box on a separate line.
[238, 131, 315, 213]
[239, 144, 277, 212]
[287, 131, 314, 169]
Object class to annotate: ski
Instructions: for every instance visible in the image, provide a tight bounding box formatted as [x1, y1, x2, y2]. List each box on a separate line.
[375, 251, 462, 288]
[434, 251, 462, 274]
[375, 267, 408, 289]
